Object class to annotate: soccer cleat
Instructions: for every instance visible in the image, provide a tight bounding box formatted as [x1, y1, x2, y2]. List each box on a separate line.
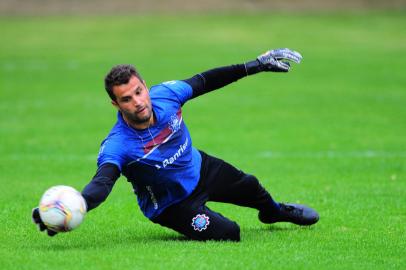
[259, 203, 319, 226]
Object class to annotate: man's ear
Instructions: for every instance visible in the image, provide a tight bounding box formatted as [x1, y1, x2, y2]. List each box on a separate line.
[111, 100, 119, 109]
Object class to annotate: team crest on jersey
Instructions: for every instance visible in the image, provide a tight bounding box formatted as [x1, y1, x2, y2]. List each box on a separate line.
[168, 114, 181, 133]
[191, 214, 210, 231]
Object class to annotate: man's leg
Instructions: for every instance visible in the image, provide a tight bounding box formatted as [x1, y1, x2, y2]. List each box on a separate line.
[200, 151, 319, 225]
[199, 151, 280, 213]
[152, 203, 240, 241]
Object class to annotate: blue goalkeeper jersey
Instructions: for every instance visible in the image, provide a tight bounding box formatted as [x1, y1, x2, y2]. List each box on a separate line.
[97, 80, 202, 219]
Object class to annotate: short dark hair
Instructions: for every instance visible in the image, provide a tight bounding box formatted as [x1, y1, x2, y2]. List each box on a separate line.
[104, 64, 143, 101]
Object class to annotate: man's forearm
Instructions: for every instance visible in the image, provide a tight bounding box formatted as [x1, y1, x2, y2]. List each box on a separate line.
[183, 63, 249, 99]
[183, 48, 303, 98]
[82, 163, 120, 211]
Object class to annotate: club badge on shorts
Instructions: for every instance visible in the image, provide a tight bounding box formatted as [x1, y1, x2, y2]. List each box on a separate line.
[191, 214, 210, 231]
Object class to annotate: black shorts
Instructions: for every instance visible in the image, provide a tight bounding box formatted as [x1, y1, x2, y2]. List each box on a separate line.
[151, 150, 275, 241]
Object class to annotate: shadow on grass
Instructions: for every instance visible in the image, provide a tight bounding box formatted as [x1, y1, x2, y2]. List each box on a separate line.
[25, 230, 190, 251]
[25, 222, 318, 251]
[267, 224, 316, 231]
[243, 224, 317, 235]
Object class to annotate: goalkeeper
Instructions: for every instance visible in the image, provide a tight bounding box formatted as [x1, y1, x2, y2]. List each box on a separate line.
[33, 48, 319, 241]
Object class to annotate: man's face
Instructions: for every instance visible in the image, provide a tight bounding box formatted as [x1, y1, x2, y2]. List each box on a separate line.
[111, 75, 153, 129]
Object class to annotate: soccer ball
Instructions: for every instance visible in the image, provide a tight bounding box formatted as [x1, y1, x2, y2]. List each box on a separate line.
[39, 185, 87, 232]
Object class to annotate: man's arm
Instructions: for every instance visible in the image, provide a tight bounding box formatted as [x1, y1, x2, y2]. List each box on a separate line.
[81, 163, 121, 211]
[183, 64, 246, 99]
[183, 48, 302, 98]
[32, 163, 120, 236]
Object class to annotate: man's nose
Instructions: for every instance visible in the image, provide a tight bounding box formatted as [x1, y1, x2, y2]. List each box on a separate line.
[132, 96, 142, 106]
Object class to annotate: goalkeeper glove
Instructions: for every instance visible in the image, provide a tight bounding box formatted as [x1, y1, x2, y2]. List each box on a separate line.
[245, 48, 302, 74]
[32, 207, 58, 237]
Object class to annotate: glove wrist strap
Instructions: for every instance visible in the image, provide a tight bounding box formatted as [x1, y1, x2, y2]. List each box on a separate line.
[244, 59, 264, 75]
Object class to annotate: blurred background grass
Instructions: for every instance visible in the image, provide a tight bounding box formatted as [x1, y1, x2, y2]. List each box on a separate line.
[0, 1, 405, 269]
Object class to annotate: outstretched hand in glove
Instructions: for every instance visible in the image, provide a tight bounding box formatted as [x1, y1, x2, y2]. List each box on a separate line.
[245, 48, 303, 74]
[32, 207, 58, 237]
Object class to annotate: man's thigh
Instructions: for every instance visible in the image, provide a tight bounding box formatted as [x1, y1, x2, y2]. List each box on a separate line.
[152, 203, 240, 241]
[200, 151, 272, 210]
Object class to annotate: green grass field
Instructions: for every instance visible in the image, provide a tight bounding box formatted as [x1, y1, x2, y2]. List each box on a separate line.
[1, 11, 405, 269]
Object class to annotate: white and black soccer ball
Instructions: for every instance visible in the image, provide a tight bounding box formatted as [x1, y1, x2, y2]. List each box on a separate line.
[39, 185, 87, 232]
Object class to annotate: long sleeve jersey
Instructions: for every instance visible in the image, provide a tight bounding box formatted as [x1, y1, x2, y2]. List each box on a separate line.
[82, 62, 255, 219]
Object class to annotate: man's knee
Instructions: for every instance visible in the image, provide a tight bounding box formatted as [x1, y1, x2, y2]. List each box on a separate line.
[240, 174, 266, 195]
[222, 221, 241, 242]
[241, 174, 260, 185]
[209, 221, 240, 242]
[190, 219, 241, 242]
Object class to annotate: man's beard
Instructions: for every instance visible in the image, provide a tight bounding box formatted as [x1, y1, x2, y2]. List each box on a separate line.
[124, 108, 152, 125]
